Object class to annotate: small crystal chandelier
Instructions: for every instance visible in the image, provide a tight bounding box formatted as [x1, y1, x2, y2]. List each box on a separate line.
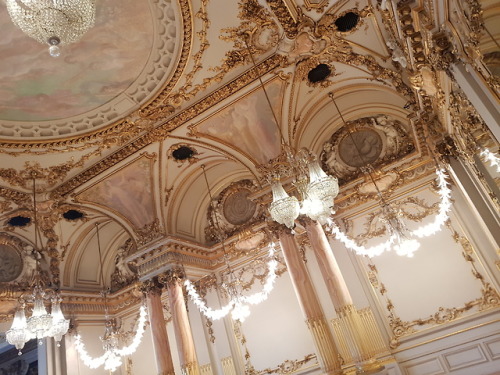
[74, 223, 148, 373]
[184, 165, 278, 322]
[240, 39, 339, 229]
[5, 0, 96, 57]
[6, 175, 70, 354]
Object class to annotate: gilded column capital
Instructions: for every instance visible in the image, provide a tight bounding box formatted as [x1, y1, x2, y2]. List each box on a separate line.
[297, 216, 315, 228]
[266, 221, 293, 237]
[158, 267, 185, 287]
[139, 278, 163, 297]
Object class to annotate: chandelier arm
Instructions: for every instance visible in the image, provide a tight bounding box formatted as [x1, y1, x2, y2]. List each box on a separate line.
[115, 305, 148, 356]
[328, 168, 452, 256]
[184, 280, 235, 320]
[411, 168, 452, 238]
[74, 335, 108, 369]
[329, 221, 397, 257]
[480, 148, 500, 173]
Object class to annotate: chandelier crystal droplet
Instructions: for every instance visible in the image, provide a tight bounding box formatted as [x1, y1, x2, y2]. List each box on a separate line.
[6, 0, 96, 56]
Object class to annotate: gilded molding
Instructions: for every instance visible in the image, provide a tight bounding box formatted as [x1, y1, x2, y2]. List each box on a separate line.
[181, 361, 200, 375]
[204, 179, 266, 241]
[158, 267, 186, 287]
[303, 0, 328, 13]
[0, 150, 101, 189]
[0, 0, 193, 151]
[52, 54, 284, 197]
[366, 220, 500, 349]
[246, 354, 318, 375]
[266, 0, 299, 38]
[139, 278, 164, 297]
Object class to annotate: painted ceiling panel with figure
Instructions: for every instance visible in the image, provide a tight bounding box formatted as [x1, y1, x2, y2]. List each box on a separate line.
[195, 79, 283, 165]
[76, 156, 156, 229]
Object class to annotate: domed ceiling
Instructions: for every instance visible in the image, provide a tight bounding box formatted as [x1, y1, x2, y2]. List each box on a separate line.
[0, 0, 181, 138]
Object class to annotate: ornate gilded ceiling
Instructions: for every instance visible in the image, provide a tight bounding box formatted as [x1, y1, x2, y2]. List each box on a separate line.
[0, 0, 182, 138]
[0, 0, 497, 301]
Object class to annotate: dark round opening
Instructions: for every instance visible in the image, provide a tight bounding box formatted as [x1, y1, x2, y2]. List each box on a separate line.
[308, 64, 331, 83]
[172, 146, 195, 160]
[63, 209, 85, 221]
[8, 216, 31, 227]
[334, 12, 360, 32]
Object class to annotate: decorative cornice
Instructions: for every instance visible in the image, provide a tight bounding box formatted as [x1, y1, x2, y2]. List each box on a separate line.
[51, 54, 284, 197]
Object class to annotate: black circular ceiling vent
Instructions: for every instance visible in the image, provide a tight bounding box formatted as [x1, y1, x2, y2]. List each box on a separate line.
[172, 146, 195, 160]
[334, 12, 360, 32]
[63, 209, 85, 221]
[308, 64, 331, 83]
[7, 215, 31, 227]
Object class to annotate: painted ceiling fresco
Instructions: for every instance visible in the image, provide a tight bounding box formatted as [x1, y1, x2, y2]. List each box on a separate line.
[0, 0, 154, 122]
[77, 156, 156, 229]
[196, 80, 282, 165]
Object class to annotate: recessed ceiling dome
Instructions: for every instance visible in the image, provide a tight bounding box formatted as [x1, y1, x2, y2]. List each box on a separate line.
[0, 0, 184, 140]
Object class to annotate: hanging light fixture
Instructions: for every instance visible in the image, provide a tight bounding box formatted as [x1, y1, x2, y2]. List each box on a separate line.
[73, 223, 148, 372]
[184, 165, 279, 322]
[5, 0, 96, 57]
[326, 93, 452, 257]
[241, 38, 339, 229]
[6, 175, 70, 354]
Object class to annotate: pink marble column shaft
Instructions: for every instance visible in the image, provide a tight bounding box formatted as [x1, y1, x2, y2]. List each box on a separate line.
[167, 278, 200, 375]
[146, 290, 176, 375]
[305, 220, 353, 308]
[279, 230, 341, 374]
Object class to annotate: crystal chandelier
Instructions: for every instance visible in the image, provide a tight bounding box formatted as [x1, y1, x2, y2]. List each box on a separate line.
[5, 0, 96, 57]
[184, 165, 278, 322]
[73, 223, 148, 373]
[241, 40, 339, 229]
[326, 94, 452, 257]
[74, 305, 148, 372]
[6, 176, 70, 354]
[269, 148, 339, 229]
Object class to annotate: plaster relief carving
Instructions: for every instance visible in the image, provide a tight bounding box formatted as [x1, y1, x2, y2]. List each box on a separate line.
[111, 240, 137, 291]
[321, 115, 415, 183]
[205, 179, 265, 242]
[0, 244, 22, 282]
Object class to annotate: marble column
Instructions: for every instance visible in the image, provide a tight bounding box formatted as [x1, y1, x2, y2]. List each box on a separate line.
[143, 280, 176, 375]
[305, 219, 383, 371]
[278, 228, 342, 375]
[161, 268, 201, 375]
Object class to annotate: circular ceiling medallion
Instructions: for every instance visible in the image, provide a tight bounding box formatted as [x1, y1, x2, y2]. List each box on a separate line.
[223, 189, 257, 226]
[0, 244, 23, 282]
[0, 0, 183, 139]
[338, 129, 383, 167]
